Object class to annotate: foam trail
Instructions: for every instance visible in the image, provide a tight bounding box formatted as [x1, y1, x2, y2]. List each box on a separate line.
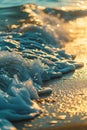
[0, 2, 85, 129]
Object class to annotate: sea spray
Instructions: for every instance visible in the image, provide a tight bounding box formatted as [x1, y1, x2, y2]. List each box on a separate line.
[0, 30, 83, 129]
[0, 3, 85, 129]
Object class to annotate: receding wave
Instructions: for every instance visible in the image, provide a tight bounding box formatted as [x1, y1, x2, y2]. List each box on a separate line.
[0, 3, 86, 129]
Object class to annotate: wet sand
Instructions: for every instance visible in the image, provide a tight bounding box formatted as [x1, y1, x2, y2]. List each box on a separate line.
[14, 24, 87, 130]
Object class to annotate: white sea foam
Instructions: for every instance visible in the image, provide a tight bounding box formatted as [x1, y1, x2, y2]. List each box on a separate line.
[0, 2, 85, 129]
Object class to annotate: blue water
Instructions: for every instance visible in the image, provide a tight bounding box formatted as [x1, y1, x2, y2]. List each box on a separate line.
[0, 0, 86, 129]
[0, 0, 86, 8]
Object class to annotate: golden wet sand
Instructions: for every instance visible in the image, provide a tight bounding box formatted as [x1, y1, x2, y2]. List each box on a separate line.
[14, 15, 87, 130]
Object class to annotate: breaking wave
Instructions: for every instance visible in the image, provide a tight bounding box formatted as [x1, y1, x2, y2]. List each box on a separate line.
[0, 2, 86, 129]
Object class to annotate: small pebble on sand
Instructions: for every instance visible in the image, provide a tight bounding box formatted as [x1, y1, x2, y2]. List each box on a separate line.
[57, 115, 66, 120]
[24, 124, 33, 127]
[49, 120, 58, 125]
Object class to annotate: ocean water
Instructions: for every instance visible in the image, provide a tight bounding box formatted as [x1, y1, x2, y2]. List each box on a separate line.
[0, 0, 87, 8]
[0, 0, 87, 129]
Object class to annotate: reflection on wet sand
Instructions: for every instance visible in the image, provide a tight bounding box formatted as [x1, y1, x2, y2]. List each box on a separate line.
[0, 3, 87, 130]
[13, 4, 87, 130]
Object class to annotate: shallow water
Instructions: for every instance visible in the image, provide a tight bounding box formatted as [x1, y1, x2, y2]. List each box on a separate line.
[0, 0, 87, 8]
[0, 0, 87, 129]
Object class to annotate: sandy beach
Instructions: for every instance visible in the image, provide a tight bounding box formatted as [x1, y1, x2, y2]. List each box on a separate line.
[13, 16, 87, 130]
[0, 2, 87, 129]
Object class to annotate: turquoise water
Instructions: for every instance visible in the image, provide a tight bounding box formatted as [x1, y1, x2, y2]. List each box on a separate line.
[0, 0, 87, 129]
[0, 0, 86, 7]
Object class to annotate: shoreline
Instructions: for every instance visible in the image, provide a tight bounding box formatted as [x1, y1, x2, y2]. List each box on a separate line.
[15, 40, 87, 130]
